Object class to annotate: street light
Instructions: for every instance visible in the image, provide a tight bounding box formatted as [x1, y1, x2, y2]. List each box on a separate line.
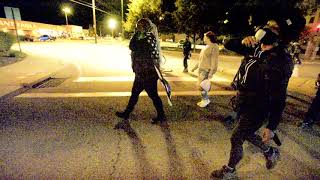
[62, 7, 71, 26]
[108, 18, 117, 38]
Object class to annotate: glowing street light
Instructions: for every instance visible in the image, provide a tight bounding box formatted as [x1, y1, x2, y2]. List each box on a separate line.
[62, 7, 71, 26]
[108, 18, 117, 38]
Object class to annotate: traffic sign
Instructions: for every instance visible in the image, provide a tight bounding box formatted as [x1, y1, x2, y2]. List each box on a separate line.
[4, 6, 21, 21]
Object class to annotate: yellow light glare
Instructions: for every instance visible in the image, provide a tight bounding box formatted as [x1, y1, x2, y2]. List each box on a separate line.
[108, 19, 117, 29]
[62, 7, 71, 14]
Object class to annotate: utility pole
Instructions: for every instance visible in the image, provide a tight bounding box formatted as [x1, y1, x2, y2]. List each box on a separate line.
[121, 0, 124, 39]
[92, 0, 97, 44]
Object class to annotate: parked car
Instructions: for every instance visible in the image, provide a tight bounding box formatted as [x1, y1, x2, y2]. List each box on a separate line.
[178, 39, 185, 48]
[39, 35, 56, 41]
[21, 35, 35, 42]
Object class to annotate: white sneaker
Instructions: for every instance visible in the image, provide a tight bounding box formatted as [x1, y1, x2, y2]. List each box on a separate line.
[197, 99, 210, 107]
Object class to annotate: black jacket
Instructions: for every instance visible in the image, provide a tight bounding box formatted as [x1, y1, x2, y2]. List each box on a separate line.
[183, 40, 192, 55]
[129, 32, 160, 79]
[225, 38, 294, 130]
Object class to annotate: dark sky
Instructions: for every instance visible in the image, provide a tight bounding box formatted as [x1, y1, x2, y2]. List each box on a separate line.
[0, 0, 106, 28]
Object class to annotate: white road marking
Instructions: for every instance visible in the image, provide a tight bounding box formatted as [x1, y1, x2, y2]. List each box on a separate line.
[74, 76, 230, 82]
[16, 90, 236, 98]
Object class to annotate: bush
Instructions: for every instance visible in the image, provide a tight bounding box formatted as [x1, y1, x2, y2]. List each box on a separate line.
[0, 31, 15, 52]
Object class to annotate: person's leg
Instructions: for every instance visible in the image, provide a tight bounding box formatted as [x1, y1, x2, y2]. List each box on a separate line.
[197, 69, 210, 107]
[227, 111, 264, 168]
[211, 114, 259, 178]
[211, 104, 269, 178]
[300, 89, 320, 128]
[145, 77, 165, 122]
[183, 54, 188, 72]
[116, 77, 144, 119]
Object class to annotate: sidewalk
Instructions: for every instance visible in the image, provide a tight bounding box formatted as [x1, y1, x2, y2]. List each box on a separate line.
[0, 54, 66, 100]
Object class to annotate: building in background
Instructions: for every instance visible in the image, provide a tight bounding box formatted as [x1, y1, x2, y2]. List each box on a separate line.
[0, 17, 84, 39]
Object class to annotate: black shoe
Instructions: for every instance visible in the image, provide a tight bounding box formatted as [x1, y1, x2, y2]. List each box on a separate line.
[210, 165, 237, 179]
[264, 147, 280, 169]
[151, 116, 166, 124]
[116, 111, 129, 119]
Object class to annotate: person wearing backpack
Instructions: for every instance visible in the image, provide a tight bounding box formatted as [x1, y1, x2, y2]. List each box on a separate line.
[115, 18, 166, 126]
[211, 16, 305, 179]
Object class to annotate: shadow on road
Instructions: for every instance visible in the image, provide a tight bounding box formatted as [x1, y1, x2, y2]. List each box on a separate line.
[117, 121, 158, 178]
[160, 122, 185, 179]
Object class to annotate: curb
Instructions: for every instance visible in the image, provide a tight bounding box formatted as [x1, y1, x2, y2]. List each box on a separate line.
[0, 64, 68, 101]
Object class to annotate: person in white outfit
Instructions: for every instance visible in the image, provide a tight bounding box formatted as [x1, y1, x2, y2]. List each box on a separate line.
[191, 31, 219, 107]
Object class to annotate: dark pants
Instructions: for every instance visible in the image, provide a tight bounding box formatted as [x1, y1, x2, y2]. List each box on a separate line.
[228, 97, 269, 168]
[124, 75, 165, 118]
[304, 88, 320, 124]
[183, 53, 189, 69]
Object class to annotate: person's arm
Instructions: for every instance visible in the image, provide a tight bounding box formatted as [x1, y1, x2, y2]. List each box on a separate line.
[208, 46, 219, 78]
[266, 54, 289, 131]
[146, 33, 160, 67]
[129, 33, 137, 51]
[224, 37, 256, 56]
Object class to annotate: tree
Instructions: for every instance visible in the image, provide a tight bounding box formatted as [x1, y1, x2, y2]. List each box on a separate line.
[124, 0, 161, 32]
[174, 0, 229, 48]
[296, 0, 319, 15]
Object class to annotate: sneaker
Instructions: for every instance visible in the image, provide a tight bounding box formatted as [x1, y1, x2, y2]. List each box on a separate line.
[115, 111, 129, 119]
[264, 147, 280, 169]
[210, 165, 237, 179]
[197, 99, 210, 108]
[151, 116, 166, 124]
[183, 68, 188, 73]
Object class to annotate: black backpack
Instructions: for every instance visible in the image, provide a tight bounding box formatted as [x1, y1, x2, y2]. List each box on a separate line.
[231, 52, 269, 93]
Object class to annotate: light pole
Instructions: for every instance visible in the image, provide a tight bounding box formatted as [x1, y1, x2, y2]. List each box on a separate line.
[121, 0, 124, 39]
[108, 18, 117, 38]
[62, 7, 71, 26]
[92, 0, 97, 44]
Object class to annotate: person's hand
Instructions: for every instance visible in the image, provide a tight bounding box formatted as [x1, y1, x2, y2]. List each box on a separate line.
[262, 128, 273, 143]
[241, 36, 258, 48]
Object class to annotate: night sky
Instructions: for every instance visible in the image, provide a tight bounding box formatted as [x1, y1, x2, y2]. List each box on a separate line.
[0, 0, 110, 29]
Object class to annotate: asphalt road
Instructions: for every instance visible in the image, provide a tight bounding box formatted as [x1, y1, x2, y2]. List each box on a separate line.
[1, 40, 319, 179]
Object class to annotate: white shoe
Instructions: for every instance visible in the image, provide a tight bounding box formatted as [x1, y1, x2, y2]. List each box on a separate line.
[197, 99, 210, 107]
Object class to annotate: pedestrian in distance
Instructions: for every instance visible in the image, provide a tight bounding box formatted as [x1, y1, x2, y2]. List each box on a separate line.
[298, 73, 320, 129]
[115, 18, 166, 127]
[211, 14, 305, 179]
[289, 41, 302, 64]
[191, 31, 219, 108]
[182, 35, 192, 72]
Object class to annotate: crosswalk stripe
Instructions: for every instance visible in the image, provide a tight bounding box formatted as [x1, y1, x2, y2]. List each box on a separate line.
[73, 76, 230, 83]
[15, 90, 236, 98]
